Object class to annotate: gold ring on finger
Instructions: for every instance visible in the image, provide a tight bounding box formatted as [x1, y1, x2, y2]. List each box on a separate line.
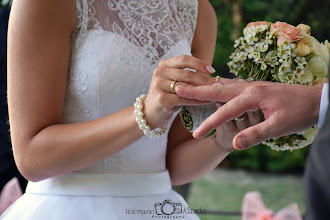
[170, 80, 177, 94]
[235, 114, 245, 122]
[215, 76, 220, 82]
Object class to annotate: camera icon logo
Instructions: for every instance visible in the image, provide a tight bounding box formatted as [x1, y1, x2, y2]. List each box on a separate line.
[154, 199, 182, 215]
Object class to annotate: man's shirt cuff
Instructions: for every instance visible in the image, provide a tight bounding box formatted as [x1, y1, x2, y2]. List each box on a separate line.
[318, 83, 329, 128]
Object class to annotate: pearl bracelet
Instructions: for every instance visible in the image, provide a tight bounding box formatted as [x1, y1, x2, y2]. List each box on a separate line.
[134, 94, 168, 138]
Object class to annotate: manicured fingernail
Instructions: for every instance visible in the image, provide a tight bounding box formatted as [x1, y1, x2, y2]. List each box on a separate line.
[206, 65, 216, 74]
[215, 103, 222, 109]
[237, 137, 247, 149]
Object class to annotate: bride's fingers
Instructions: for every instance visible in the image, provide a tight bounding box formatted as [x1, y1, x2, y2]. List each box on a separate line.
[166, 94, 210, 107]
[152, 80, 210, 106]
[234, 113, 250, 131]
[152, 79, 181, 94]
[245, 110, 265, 126]
[153, 89, 209, 107]
[158, 55, 216, 75]
[159, 68, 215, 86]
[157, 79, 214, 94]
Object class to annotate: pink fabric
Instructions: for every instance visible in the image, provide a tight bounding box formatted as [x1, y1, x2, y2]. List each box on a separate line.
[242, 191, 302, 220]
[0, 177, 23, 214]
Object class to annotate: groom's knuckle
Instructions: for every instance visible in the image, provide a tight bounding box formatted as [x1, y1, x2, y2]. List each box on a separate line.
[247, 85, 263, 95]
[249, 127, 262, 142]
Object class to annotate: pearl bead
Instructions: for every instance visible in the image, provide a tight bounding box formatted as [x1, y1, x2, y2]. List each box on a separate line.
[134, 94, 168, 138]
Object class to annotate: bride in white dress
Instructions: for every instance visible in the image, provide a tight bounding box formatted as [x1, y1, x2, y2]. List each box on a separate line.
[1, 0, 263, 219]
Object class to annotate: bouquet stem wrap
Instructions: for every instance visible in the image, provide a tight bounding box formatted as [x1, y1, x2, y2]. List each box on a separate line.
[180, 103, 218, 133]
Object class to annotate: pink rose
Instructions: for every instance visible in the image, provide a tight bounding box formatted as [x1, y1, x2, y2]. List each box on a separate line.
[271, 22, 302, 46]
[246, 21, 269, 28]
[244, 21, 269, 31]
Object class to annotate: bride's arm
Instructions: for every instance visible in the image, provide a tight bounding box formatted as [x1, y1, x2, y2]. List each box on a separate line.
[8, 0, 148, 182]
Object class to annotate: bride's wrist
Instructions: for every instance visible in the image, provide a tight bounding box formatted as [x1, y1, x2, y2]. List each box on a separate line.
[134, 94, 168, 138]
[141, 98, 158, 130]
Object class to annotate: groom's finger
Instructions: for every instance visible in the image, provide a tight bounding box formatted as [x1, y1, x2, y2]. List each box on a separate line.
[175, 84, 246, 102]
[232, 116, 278, 150]
[218, 77, 248, 85]
[193, 95, 259, 138]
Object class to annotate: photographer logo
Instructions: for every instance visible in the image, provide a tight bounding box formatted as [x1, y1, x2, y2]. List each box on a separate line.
[125, 199, 206, 218]
[154, 199, 182, 215]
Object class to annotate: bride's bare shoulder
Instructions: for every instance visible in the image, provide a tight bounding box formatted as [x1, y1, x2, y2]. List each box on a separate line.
[10, 0, 76, 33]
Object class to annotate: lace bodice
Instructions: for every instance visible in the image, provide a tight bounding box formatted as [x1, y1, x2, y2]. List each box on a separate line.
[62, 0, 198, 174]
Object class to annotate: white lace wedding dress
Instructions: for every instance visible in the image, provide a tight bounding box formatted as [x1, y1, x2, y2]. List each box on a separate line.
[0, 0, 201, 219]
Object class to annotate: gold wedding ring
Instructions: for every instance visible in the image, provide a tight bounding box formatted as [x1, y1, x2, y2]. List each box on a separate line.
[235, 115, 245, 122]
[170, 80, 177, 94]
[215, 76, 220, 82]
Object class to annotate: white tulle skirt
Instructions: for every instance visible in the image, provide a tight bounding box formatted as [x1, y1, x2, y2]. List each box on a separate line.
[0, 171, 200, 220]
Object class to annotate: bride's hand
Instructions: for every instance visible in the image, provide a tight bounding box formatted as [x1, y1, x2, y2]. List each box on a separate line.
[214, 110, 265, 152]
[143, 55, 217, 128]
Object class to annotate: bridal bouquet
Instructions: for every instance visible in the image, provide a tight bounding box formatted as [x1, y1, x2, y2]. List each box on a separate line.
[181, 21, 330, 151]
[228, 21, 329, 151]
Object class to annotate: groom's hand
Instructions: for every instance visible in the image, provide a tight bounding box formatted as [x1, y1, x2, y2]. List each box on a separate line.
[176, 78, 322, 150]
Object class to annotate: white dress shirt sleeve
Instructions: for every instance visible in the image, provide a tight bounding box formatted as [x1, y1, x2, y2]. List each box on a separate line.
[318, 83, 329, 128]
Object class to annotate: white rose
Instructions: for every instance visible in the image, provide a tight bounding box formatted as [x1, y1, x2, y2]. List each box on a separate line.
[301, 34, 330, 82]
